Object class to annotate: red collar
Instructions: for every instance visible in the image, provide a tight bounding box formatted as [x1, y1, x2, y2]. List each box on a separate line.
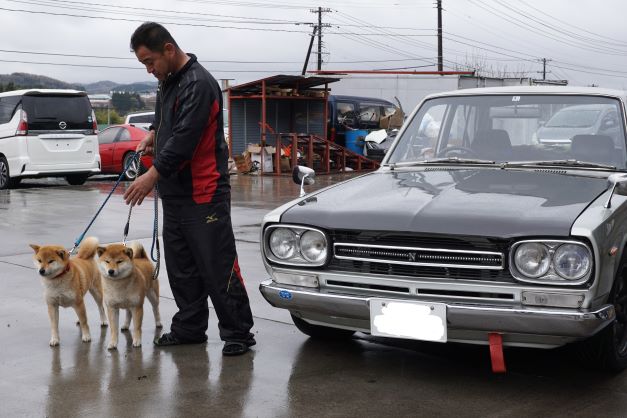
[51, 263, 71, 279]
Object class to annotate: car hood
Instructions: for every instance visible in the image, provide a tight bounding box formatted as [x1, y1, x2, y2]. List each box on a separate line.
[280, 169, 609, 238]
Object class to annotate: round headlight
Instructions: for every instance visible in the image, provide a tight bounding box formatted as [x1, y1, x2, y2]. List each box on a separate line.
[299, 230, 327, 263]
[514, 243, 550, 278]
[553, 244, 591, 280]
[269, 228, 297, 260]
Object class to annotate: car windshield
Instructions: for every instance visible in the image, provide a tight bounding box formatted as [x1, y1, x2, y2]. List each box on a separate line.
[545, 107, 601, 128]
[386, 94, 627, 169]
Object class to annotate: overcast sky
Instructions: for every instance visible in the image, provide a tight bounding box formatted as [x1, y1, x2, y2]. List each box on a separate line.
[1, 0, 627, 89]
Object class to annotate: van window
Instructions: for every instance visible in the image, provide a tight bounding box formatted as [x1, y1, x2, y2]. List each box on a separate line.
[22, 94, 92, 131]
[0, 96, 20, 124]
[128, 114, 154, 124]
[336, 102, 355, 124]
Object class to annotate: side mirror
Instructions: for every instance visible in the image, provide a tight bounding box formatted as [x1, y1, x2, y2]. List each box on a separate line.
[292, 165, 315, 197]
[605, 173, 627, 208]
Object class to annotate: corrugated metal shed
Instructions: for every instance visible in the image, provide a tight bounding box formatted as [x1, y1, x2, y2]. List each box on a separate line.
[228, 75, 338, 159]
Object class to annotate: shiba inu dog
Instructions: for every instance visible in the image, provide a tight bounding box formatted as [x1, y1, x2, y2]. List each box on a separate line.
[97, 242, 162, 350]
[30, 237, 107, 346]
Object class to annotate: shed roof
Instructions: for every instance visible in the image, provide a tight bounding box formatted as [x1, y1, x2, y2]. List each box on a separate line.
[229, 74, 340, 94]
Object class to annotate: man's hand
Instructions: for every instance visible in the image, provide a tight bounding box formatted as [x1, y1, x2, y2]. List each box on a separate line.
[124, 166, 159, 206]
[137, 130, 155, 156]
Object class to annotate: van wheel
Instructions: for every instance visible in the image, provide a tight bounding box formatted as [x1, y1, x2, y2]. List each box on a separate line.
[0, 156, 20, 190]
[65, 174, 89, 186]
[291, 314, 355, 339]
[577, 268, 627, 371]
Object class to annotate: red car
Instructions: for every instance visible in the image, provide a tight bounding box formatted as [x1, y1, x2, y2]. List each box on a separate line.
[98, 124, 153, 180]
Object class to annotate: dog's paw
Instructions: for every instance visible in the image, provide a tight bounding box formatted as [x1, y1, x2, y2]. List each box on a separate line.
[132, 340, 142, 348]
[49, 338, 59, 347]
[121, 324, 130, 331]
[81, 334, 91, 343]
[156, 322, 163, 329]
[107, 342, 117, 350]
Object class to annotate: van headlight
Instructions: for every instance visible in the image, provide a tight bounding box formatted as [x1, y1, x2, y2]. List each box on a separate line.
[265, 225, 328, 266]
[510, 240, 592, 285]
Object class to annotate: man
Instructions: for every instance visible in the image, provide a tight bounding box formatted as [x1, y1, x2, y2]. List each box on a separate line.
[124, 22, 255, 356]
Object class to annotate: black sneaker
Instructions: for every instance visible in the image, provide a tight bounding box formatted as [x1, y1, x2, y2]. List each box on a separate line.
[153, 332, 182, 347]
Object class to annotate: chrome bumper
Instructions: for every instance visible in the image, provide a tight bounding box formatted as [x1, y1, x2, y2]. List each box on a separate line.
[259, 279, 615, 339]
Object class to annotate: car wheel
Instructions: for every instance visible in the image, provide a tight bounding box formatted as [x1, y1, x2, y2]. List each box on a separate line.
[291, 314, 356, 339]
[65, 174, 89, 186]
[122, 153, 143, 181]
[0, 156, 20, 190]
[578, 269, 627, 371]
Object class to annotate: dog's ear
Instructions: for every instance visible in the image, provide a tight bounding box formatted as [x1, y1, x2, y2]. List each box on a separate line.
[29, 244, 40, 253]
[57, 250, 66, 260]
[97, 246, 106, 257]
[124, 248, 134, 259]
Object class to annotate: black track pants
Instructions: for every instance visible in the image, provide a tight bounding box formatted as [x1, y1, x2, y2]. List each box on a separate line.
[162, 199, 254, 343]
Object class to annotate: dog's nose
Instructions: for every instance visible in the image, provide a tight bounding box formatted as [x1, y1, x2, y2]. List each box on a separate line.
[108, 269, 115, 276]
[39, 268, 45, 275]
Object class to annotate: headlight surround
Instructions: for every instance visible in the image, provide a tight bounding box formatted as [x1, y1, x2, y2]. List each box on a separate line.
[264, 225, 328, 266]
[510, 240, 593, 285]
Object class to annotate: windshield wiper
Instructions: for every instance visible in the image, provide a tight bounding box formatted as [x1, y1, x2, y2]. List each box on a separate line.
[504, 159, 616, 170]
[390, 157, 496, 169]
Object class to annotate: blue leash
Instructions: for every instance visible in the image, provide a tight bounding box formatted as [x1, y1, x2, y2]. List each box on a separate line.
[69, 152, 161, 276]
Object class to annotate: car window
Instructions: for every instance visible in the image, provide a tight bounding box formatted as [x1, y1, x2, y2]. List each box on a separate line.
[98, 127, 120, 144]
[0, 96, 21, 124]
[358, 103, 381, 124]
[118, 128, 131, 142]
[387, 95, 627, 168]
[383, 106, 397, 117]
[545, 107, 601, 128]
[22, 94, 93, 131]
[336, 102, 355, 124]
[128, 114, 154, 123]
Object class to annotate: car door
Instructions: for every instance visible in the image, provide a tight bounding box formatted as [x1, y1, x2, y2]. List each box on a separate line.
[112, 127, 132, 173]
[98, 127, 121, 171]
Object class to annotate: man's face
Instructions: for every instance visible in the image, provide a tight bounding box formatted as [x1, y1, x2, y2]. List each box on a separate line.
[134, 44, 175, 82]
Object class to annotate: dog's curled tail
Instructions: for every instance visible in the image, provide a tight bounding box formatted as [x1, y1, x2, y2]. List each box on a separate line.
[77, 236, 99, 259]
[129, 241, 149, 259]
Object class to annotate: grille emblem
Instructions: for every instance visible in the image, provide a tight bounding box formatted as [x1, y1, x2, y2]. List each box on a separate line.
[408, 252, 417, 262]
[59, 121, 67, 130]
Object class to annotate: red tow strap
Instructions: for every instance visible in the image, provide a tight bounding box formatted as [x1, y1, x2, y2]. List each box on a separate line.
[488, 333, 506, 373]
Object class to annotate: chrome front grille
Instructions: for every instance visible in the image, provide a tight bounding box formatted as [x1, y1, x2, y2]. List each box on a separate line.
[327, 231, 514, 283]
[334, 243, 504, 270]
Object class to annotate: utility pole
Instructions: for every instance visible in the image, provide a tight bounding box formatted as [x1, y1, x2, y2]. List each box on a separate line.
[302, 27, 317, 75]
[437, 0, 443, 72]
[310, 8, 331, 71]
[538, 58, 552, 80]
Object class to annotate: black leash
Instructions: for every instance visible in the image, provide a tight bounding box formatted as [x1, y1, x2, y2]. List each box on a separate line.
[121, 156, 161, 281]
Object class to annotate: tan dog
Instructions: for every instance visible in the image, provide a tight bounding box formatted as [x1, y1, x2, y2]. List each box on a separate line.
[30, 237, 107, 346]
[97, 242, 161, 350]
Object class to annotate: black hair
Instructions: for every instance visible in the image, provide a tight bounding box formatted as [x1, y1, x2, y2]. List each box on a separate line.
[130, 22, 179, 53]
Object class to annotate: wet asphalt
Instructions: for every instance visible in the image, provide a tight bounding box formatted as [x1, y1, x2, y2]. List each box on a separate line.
[1, 173, 627, 418]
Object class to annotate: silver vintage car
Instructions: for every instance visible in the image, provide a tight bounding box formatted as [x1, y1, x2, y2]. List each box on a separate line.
[259, 86, 627, 371]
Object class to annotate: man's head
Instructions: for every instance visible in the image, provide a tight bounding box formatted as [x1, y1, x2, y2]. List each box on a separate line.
[130, 22, 182, 81]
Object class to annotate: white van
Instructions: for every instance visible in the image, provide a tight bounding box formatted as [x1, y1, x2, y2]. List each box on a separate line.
[124, 111, 154, 130]
[0, 89, 101, 189]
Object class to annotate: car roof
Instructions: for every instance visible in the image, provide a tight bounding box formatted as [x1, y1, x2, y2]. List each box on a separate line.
[331, 95, 396, 105]
[100, 124, 145, 132]
[125, 111, 154, 117]
[425, 86, 627, 100]
[0, 88, 87, 98]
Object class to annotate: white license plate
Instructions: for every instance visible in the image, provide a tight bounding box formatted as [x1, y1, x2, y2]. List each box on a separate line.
[370, 299, 447, 342]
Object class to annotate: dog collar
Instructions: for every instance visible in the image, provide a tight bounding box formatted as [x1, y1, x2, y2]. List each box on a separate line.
[51, 263, 71, 279]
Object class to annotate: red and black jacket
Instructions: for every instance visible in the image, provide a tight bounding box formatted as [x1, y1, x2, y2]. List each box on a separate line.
[151, 54, 229, 204]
